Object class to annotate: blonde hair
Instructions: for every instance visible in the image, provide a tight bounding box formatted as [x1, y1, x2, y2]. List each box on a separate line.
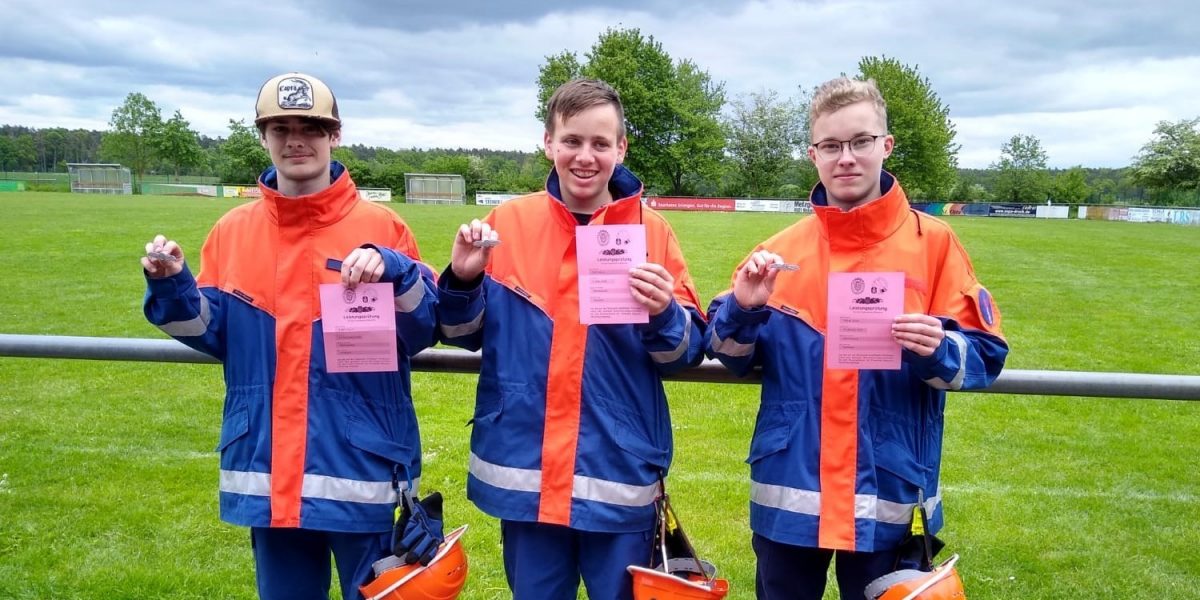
[809, 77, 888, 131]
[544, 78, 626, 137]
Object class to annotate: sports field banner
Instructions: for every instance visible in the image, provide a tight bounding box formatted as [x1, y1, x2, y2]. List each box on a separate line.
[735, 199, 794, 212]
[476, 192, 522, 206]
[358, 188, 392, 202]
[1081, 206, 1200, 226]
[645, 197, 736, 212]
[1035, 205, 1070, 219]
[988, 203, 1038, 217]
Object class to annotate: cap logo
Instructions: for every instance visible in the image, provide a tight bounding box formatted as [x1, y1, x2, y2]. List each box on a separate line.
[277, 77, 314, 110]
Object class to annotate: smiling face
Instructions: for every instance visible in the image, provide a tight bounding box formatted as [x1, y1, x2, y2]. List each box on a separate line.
[543, 103, 628, 214]
[807, 100, 894, 210]
[259, 116, 341, 196]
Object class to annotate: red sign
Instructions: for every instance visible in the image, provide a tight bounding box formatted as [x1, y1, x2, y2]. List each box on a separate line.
[645, 197, 736, 212]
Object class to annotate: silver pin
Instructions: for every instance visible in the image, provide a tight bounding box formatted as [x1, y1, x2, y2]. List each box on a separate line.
[146, 250, 179, 263]
[768, 263, 799, 271]
[472, 239, 501, 248]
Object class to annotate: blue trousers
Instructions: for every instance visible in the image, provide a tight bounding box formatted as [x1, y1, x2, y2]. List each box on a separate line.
[250, 527, 391, 600]
[753, 533, 912, 600]
[501, 520, 653, 600]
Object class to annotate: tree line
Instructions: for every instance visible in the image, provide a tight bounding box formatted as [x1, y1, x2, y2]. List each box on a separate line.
[3, 28, 1197, 206]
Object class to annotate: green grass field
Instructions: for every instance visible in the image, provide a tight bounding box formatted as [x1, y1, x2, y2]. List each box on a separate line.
[1, 192, 1198, 599]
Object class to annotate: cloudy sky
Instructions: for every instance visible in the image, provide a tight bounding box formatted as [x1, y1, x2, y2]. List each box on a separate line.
[2, 0, 1196, 168]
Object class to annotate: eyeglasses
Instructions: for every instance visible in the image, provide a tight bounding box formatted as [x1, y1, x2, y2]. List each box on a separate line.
[811, 134, 886, 161]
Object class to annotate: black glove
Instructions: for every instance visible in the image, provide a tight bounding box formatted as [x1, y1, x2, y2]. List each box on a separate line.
[392, 491, 445, 566]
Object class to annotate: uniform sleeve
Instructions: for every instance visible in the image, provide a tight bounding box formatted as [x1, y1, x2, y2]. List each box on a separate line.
[143, 224, 226, 360]
[435, 211, 494, 351]
[705, 290, 771, 377]
[368, 221, 438, 358]
[908, 233, 1008, 390]
[636, 224, 706, 375]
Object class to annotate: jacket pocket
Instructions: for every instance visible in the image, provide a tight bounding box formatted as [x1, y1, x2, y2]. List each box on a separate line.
[345, 415, 415, 466]
[746, 404, 804, 464]
[216, 406, 248, 453]
[595, 394, 670, 470]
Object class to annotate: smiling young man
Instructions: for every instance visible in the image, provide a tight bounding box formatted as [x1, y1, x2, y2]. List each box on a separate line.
[141, 72, 439, 600]
[436, 78, 706, 599]
[705, 77, 1008, 599]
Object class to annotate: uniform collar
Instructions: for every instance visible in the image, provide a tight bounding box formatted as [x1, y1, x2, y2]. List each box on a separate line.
[258, 161, 359, 229]
[545, 164, 645, 229]
[810, 171, 911, 250]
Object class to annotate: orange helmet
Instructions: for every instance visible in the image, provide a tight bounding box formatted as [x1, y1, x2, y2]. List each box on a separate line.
[628, 563, 729, 600]
[360, 525, 468, 600]
[864, 554, 965, 600]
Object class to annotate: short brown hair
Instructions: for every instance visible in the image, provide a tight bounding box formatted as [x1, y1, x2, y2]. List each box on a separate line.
[544, 78, 626, 137]
[810, 77, 888, 131]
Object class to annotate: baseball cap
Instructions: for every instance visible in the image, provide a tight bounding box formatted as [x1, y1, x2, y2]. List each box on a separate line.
[254, 72, 340, 126]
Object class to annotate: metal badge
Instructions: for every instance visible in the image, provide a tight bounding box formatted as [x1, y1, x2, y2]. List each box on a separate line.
[146, 250, 179, 263]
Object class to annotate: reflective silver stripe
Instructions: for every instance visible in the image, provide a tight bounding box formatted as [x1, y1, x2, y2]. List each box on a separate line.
[574, 474, 659, 507]
[394, 281, 426, 314]
[219, 470, 418, 505]
[648, 309, 691, 364]
[924, 330, 968, 390]
[158, 295, 212, 337]
[876, 494, 941, 525]
[471, 452, 658, 507]
[303, 474, 404, 505]
[751, 481, 820, 515]
[440, 311, 484, 339]
[469, 452, 541, 493]
[751, 480, 941, 525]
[709, 328, 754, 357]
[220, 469, 270, 496]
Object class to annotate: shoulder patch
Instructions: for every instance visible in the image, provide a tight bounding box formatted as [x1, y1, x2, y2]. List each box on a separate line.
[978, 287, 995, 326]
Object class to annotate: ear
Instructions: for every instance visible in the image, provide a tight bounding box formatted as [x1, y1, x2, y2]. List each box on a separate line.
[260, 135, 268, 150]
[616, 135, 628, 164]
[806, 145, 818, 164]
[881, 135, 895, 159]
[330, 128, 342, 150]
[543, 130, 553, 161]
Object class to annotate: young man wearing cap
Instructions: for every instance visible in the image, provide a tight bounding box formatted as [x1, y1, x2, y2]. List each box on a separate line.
[141, 72, 439, 600]
[437, 78, 707, 599]
[706, 77, 1008, 599]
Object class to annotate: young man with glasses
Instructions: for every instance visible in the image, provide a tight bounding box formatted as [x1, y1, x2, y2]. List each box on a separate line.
[706, 77, 1008, 599]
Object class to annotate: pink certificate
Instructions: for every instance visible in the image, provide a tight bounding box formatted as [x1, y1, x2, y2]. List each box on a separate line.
[319, 282, 398, 373]
[576, 224, 649, 325]
[826, 272, 904, 370]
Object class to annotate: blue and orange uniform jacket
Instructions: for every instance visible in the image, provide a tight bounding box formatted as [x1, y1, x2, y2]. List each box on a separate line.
[144, 162, 437, 533]
[438, 165, 706, 532]
[706, 173, 1008, 552]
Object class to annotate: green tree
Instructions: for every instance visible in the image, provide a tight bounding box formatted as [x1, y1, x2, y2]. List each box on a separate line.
[725, 90, 806, 196]
[100, 92, 164, 188]
[156, 110, 204, 179]
[950, 177, 990, 202]
[991, 134, 1050, 202]
[857, 56, 959, 200]
[0, 134, 38, 172]
[535, 27, 727, 194]
[43, 129, 67, 172]
[1129, 117, 1200, 192]
[1051, 166, 1092, 203]
[218, 119, 270, 184]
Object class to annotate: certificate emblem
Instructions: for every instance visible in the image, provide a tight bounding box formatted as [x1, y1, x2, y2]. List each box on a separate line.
[851, 277, 865, 295]
[597, 230, 610, 246]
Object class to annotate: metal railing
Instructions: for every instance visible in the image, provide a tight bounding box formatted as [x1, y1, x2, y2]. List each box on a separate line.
[1, 334, 1198, 401]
